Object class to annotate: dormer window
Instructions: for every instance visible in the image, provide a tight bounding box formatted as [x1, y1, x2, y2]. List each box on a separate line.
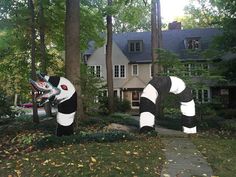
[184, 37, 201, 50]
[128, 40, 143, 53]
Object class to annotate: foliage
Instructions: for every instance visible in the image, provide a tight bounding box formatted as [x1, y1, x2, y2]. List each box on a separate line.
[219, 120, 236, 132]
[177, 0, 221, 29]
[156, 48, 186, 78]
[218, 109, 236, 120]
[181, 0, 236, 52]
[0, 91, 15, 120]
[114, 98, 131, 113]
[113, 0, 151, 33]
[98, 95, 132, 115]
[36, 131, 134, 149]
[0, 1, 105, 105]
[215, 58, 236, 83]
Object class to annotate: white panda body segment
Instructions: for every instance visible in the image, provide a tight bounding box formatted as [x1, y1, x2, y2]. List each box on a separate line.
[169, 76, 186, 94]
[141, 84, 158, 104]
[57, 112, 76, 126]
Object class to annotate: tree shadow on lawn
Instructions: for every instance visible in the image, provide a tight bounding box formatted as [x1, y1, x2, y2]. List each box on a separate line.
[35, 131, 136, 149]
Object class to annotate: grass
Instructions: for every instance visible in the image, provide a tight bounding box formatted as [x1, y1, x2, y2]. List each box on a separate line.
[0, 114, 165, 177]
[1, 137, 164, 177]
[192, 132, 236, 177]
[2, 111, 236, 176]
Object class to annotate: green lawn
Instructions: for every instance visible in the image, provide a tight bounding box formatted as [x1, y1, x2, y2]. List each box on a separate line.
[0, 115, 164, 177]
[192, 133, 236, 177]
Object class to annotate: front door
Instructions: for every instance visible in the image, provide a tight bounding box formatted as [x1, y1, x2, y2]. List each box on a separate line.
[131, 91, 141, 109]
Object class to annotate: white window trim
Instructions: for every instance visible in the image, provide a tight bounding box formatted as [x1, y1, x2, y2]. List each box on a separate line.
[132, 64, 139, 76]
[128, 40, 143, 53]
[193, 88, 210, 103]
[184, 63, 210, 76]
[91, 65, 102, 78]
[113, 64, 126, 78]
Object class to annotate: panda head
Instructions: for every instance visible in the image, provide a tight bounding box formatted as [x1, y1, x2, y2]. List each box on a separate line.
[29, 73, 60, 106]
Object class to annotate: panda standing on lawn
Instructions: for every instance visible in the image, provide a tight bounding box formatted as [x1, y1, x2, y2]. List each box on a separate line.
[30, 73, 77, 136]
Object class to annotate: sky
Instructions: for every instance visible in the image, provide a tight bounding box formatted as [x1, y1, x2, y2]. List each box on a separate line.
[160, 0, 190, 23]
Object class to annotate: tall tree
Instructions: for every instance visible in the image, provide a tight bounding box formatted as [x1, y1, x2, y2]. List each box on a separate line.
[39, 0, 47, 73]
[151, 0, 162, 76]
[151, 0, 163, 119]
[65, 0, 85, 123]
[39, 0, 52, 117]
[105, 0, 114, 114]
[28, 0, 39, 123]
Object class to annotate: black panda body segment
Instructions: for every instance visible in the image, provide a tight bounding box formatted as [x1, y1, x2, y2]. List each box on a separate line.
[139, 76, 197, 134]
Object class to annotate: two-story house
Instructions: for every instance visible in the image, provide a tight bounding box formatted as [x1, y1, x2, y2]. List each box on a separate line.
[85, 23, 236, 109]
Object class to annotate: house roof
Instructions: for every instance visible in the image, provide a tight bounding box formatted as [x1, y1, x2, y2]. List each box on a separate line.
[122, 76, 147, 89]
[113, 28, 222, 63]
[85, 28, 222, 63]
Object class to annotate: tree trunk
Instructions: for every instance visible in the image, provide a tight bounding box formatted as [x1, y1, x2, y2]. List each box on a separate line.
[39, 0, 52, 117]
[14, 94, 18, 106]
[151, 0, 158, 76]
[28, 0, 39, 124]
[106, 0, 114, 114]
[65, 0, 85, 126]
[151, 0, 163, 119]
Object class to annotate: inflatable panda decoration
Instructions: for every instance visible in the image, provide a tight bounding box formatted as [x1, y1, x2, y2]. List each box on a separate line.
[30, 73, 77, 136]
[140, 76, 197, 134]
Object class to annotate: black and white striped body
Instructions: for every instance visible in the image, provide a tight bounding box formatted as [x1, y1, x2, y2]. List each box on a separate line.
[140, 76, 196, 134]
[44, 76, 77, 136]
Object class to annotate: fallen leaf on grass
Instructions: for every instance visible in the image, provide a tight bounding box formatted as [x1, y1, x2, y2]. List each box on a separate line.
[14, 169, 21, 177]
[78, 164, 84, 168]
[115, 166, 121, 170]
[91, 157, 97, 163]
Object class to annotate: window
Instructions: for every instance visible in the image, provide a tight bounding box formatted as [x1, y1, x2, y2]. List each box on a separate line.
[192, 89, 210, 103]
[120, 65, 125, 77]
[128, 40, 143, 52]
[184, 63, 209, 76]
[184, 38, 201, 50]
[113, 65, 126, 78]
[132, 64, 138, 76]
[90, 65, 101, 77]
[114, 65, 119, 77]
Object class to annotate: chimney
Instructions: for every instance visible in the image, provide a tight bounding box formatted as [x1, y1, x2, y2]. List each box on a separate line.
[168, 21, 182, 30]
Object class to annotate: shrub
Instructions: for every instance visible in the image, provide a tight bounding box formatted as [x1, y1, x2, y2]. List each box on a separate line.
[36, 131, 135, 149]
[115, 98, 131, 113]
[218, 109, 236, 119]
[219, 120, 236, 132]
[98, 96, 131, 115]
[0, 92, 15, 121]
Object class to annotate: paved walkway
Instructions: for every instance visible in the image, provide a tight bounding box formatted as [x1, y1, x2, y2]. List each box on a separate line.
[131, 116, 213, 176]
[156, 126, 214, 177]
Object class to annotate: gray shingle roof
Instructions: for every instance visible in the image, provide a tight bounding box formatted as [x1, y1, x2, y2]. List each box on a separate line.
[113, 28, 222, 63]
